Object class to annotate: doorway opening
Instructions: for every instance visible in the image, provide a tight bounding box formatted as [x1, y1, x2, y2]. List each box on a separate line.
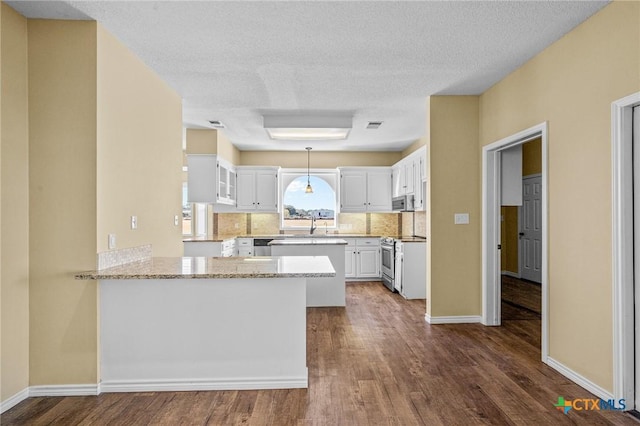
[482, 122, 549, 362]
[612, 92, 640, 409]
[500, 139, 542, 323]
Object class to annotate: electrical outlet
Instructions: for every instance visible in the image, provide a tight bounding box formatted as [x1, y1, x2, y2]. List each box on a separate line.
[174, 215, 179, 226]
[131, 215, 137, 230]
[108, 234, 116, 249]
[454, 213, 469, 225]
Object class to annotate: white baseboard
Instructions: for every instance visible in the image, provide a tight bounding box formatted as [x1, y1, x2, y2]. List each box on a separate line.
[100, 374, 308, 393]
[1, 375, 306, 413]
[29, 384, 101, 397]
[425, 314, 482, 324]
[501, 270, 520, 278]
[546, 357, 613, 401]
[0, 387, 30, 414]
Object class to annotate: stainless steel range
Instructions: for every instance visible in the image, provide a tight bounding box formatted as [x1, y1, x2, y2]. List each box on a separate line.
[380, 237, 395, 291]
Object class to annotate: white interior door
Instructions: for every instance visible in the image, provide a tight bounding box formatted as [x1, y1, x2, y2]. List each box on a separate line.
[633, 105, 639, 409]
[520, 176, 542, 283]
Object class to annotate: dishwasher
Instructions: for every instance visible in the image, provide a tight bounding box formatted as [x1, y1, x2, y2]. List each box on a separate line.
[253, 238, 273, 256]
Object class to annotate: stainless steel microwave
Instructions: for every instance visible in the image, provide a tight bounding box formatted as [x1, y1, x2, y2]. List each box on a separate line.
[392, 195, 414, 211]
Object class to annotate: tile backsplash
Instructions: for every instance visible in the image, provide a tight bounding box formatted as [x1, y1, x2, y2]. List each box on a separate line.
[402, 211, 426, 238]
[370, 213, 401, 236]
[214, 212, 403, 236]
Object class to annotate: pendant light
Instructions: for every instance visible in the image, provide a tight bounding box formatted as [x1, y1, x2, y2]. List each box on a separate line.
[305, 147, 313, 194]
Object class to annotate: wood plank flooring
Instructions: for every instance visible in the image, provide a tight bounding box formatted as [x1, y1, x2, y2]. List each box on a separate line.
[501, 275, 541, 316]
[2, 281, 638, 425]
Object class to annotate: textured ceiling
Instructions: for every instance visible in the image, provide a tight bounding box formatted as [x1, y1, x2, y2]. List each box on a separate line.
[8, 1, 609, 151]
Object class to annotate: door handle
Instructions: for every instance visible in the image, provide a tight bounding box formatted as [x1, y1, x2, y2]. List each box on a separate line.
[519, 232, 525, 237]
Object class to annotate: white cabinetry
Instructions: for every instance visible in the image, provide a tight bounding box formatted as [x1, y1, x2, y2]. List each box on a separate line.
[221, 239, 236, 257]
[218, 158, 237, 205]
[395, 241, 426, 299]
[391, 147, 427, 211]
[187, 155, 236, 205]
[339, 168, 392, 212]
[393, 161, 414, 197]
[343, 238, 381, 279]
[344, 239, 357, 278]
[236, 166, 279, 212]
[236, 238, 253, 256]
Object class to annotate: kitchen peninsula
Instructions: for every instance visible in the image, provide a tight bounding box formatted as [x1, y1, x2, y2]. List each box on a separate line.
[269, 238, 347, 307]
[76, 256, 335, 393]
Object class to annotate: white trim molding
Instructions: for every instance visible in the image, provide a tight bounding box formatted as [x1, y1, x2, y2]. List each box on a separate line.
[1, 384, 101, 414]
[481, 122, 549, 363]
[100, 375, 308, 393]
[0, 387, 30, 414]
[611, 91, 640, 406]
[425, 314, 482, 324]
[547, 357, 614, 402]
[29, 384, 101, 397]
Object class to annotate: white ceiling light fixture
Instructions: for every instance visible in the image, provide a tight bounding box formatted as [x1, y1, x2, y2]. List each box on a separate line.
[263, 114, 352, 141]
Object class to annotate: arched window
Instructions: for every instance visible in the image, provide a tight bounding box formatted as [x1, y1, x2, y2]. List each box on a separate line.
[281, 172, 337, 230]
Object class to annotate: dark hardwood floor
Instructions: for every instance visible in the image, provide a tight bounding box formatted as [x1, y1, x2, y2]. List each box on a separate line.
[3, 281, 637, 425]
[501, 275, 541, 318]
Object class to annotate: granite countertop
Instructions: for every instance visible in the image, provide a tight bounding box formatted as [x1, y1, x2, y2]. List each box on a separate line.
[75, 256, 336, 280]
[183, 234, 383, 242]
[269, 238, 348, 246]
[393, 236, 427, 243]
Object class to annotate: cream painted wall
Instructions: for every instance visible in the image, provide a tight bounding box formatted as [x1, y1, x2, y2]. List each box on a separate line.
[1, 2, 29, 401]
[427, 96, 481, 317]
[480, 1, 639, 391]
[216, 130, 241, 165]
[96, 25, 183, 256]
[28, 20, 99, 385]
[239, 151, 401, 168]
[185, 129, 217, 154]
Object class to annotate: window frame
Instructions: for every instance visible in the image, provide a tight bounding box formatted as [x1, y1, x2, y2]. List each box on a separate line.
[280, 169, 339, 231]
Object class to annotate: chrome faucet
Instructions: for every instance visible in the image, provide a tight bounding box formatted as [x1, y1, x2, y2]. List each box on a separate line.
[310, 215, 317, 234]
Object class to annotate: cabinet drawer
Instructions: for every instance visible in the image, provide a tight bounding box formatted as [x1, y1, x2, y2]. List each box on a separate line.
[343, 238, 356, 247]
[236, 238, 253, 246]
[356, 238, 380, 247]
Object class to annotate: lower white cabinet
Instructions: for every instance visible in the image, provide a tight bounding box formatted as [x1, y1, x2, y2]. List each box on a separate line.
[357, 247, 380, 278]
[396, 241, 426, 299]
[345, 240, 357, 278]
[344, 238, 381, 279]
[236, 238, 253, 256]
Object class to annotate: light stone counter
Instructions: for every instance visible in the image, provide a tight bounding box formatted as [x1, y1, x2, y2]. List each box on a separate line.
[268, 238, 348, 246]
[75, 256, 335, 280]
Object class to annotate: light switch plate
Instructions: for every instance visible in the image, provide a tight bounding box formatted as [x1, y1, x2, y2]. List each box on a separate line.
[454, 213, 470, 225]
[131, 215, 137, 230]
[174, 215, 179, 226]
[108, 233, 116, 249]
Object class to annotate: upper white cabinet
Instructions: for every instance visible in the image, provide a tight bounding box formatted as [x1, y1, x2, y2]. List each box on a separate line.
[392, 160, 415, 197]
[339, 167, 392, 212]
[392, 147, 427, 211]
[187, 154, 236, 205]
[217, 158, 236, 205]
[236, 166, 280, 212]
